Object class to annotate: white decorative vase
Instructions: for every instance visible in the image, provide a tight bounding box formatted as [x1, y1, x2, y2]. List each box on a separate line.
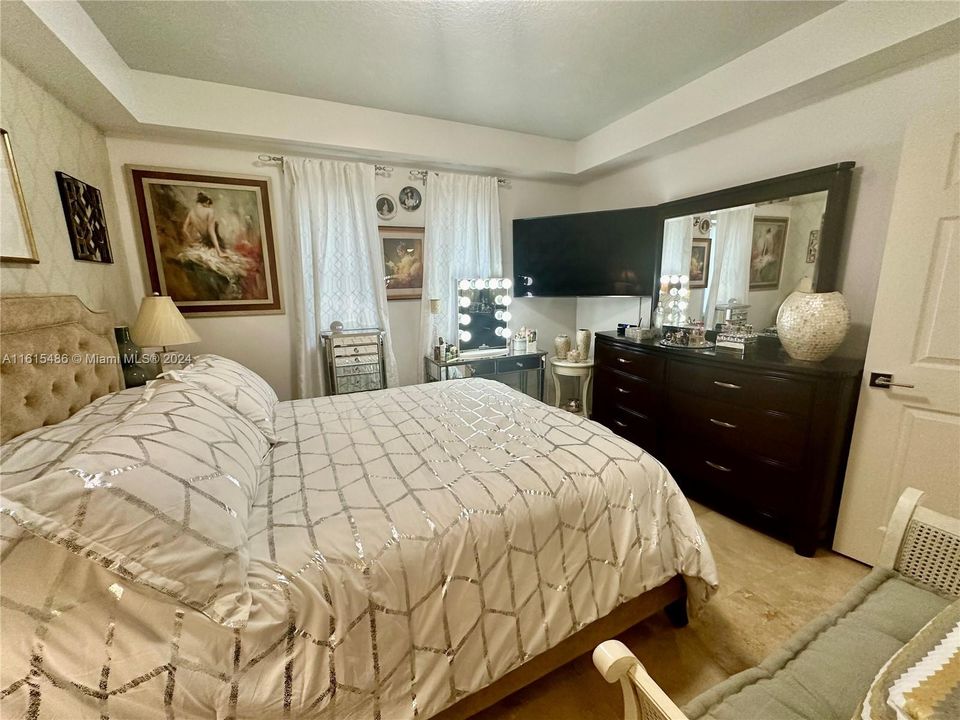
[776, 291, 850, 361]
[575, 329, 591, 362]
[554, 334, 571, 360]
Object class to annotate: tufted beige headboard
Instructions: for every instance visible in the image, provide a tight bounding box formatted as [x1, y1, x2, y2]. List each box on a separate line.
[1, 294, 124, 443]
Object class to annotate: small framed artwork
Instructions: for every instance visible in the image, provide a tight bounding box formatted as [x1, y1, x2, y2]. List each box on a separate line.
[689, 237, 711, 289]
[128, 166, 282, 316]
[376, 193, 396, 220]
[56, 171, 113, 263]
[750, 216, 789, 289]
[806, 229, 820, 264]
[0, 129, 38, 263]
[380, 225, 423, 300]
[399, 185, 422, 212]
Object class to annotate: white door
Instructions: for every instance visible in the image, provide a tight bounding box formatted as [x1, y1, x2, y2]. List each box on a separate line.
[833, 102, 960, 565]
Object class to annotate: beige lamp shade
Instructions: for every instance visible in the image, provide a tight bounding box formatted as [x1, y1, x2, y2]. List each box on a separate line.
[131, 294, 200, 348]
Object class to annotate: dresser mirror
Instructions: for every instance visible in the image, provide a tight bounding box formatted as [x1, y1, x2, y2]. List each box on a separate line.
[655, 162, 854, 331]
[456, 277, 513, 355]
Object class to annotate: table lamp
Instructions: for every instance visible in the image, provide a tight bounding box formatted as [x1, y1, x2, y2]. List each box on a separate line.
[131, 293, 200, 374]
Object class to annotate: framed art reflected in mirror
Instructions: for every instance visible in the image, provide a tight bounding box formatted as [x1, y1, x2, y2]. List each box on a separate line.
[750, 216, 788, 290]
[0, 128, 39, 264]
[689, 237, 711, 289]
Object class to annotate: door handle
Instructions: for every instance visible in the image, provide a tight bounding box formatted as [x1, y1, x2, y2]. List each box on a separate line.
[869, 372, 915, 389]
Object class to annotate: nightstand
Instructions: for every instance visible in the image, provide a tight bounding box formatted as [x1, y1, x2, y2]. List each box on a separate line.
[550, 357, 594, 417]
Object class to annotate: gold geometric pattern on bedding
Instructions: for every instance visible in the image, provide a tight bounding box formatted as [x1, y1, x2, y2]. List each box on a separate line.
[0, 379, 715, 720]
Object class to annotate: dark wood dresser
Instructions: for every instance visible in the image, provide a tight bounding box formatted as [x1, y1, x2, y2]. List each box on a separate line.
[593, 331, 864, 556]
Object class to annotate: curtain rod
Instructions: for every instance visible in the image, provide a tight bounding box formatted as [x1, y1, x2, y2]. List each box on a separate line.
[256, 154, 509, 185]
[257, 154, 393, 177]
[409, 169, 510, 186]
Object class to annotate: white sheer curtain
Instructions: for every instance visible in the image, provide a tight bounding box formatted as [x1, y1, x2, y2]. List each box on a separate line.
[418, 173, 502, 380]
[661, 215, 693, 276]
[285, 158, 399, 398]
[703, 204, 754, 322]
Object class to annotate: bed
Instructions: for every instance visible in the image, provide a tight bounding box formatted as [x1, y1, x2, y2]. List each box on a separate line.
[0, 294, 718, 719]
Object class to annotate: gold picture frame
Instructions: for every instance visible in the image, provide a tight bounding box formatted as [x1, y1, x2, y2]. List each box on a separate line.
[127, 165, 283, 316]
[689, 237, 712, 289]
[380, 225, 424, 300]
[0, 128, 39, 263]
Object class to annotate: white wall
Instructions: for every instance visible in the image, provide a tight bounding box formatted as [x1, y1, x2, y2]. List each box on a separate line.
[54, 50, 960, 404]
[378, 168, 582, 390]
[104, 137, 296, 399]
[0, 58, 135, 323]
[103, 140, 578, 397]
[374, 167, 429, 387]
[577, 52, 960, 354]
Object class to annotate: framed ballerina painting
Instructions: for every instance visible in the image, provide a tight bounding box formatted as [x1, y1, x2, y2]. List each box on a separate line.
[128, 166, 282, 316]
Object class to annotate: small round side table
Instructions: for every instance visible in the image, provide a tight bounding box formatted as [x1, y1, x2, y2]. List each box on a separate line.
[550, 357, 594, 417]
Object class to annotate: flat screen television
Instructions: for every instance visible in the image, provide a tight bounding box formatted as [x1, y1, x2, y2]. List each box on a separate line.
[512, 207, 656, 297]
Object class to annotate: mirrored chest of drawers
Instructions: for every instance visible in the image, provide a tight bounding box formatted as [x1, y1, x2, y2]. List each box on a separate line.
[592, 331, 864, 556]
[322, 329, 386, 395]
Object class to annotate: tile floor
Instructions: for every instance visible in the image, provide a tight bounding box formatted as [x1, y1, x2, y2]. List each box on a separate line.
[473, 500, 870, 719]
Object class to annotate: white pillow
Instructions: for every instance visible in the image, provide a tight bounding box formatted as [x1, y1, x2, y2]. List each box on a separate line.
[0, 379, 268, 627]
[1, 387, 148, 489]
[168, 354, 281, 442]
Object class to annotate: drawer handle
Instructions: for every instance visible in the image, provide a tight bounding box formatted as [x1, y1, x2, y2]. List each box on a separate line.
[616, 386, 631, 394]
[617, 357, 632, 365]
[709, 418, 737, 429]
[516, 361, 524, 367]
[705, 460, 732, 472]
[713, 381, 742, 390]
[614, 420, 628, 428]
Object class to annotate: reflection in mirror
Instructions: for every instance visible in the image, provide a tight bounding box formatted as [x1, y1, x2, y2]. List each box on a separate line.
[660, 190, 828, 330]
[456, 278, 513, 356]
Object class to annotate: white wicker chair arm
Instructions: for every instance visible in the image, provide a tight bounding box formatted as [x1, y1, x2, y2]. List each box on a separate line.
[877, 487, 924, 570]
[878, 487, 960, 598]
[593, 640, 690, 720]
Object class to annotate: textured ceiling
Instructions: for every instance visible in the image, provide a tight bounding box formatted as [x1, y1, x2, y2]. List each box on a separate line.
[78, 0, 838, 140]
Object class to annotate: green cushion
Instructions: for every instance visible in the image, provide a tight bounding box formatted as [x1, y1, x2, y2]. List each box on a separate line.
[684, 568, 952, 720]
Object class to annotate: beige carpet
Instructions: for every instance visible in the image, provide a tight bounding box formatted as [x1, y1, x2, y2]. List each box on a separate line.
[473, 500, 870, 719]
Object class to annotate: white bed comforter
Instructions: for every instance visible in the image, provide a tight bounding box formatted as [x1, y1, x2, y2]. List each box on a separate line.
[1, 379, 716, 719]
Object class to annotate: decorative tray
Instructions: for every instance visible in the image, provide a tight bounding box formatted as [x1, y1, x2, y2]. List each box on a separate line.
[658, 339, 716, 350]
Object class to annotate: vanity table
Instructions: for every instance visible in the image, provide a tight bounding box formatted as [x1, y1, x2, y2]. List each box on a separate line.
[593, 331, 863, 556]
[424, 350, 546, 401]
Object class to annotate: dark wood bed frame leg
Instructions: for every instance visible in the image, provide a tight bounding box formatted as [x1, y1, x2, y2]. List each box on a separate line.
[664, 596, 688, 628]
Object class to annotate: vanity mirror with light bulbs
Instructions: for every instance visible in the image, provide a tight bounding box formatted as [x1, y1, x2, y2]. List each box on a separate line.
[456, 277, 514, 356]
[426, 276, 545, 401]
